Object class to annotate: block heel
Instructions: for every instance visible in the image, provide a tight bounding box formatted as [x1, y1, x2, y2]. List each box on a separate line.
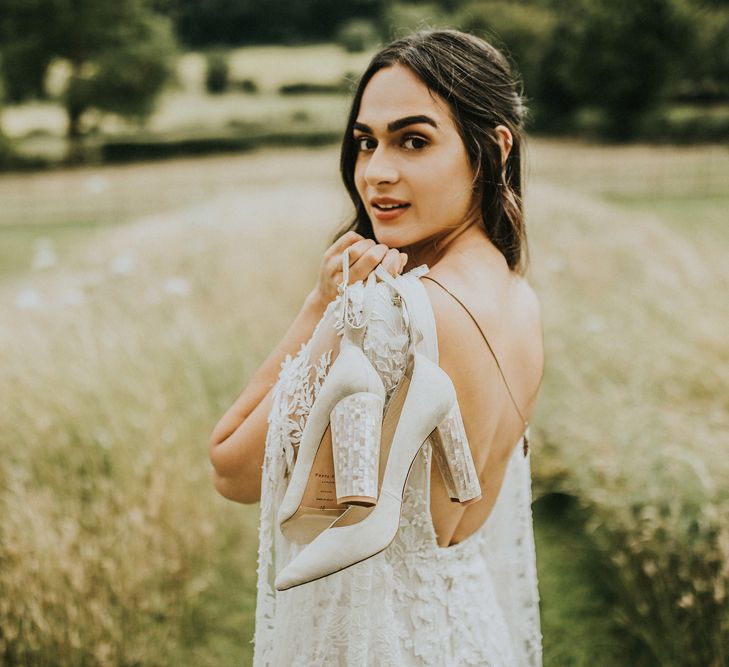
[430, 401, 482, 505]
[331, 391, 384, 506]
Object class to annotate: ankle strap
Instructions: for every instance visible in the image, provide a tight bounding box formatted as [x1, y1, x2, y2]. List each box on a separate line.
[339, 247, 377, 334]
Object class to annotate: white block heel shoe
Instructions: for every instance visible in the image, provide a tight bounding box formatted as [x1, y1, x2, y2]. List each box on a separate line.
[274, 266, 482, 591]
[430, 402, 482, 505]
[278, 248, 385, 545]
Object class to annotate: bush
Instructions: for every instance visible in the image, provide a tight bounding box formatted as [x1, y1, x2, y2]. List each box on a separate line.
[637, 104, 729, 143]
[587, 498, 729, 665]
[0, 132, 51, 171]
[0, 132, 13, 168]
[169, 0, 384, 47]
[278, 81, 350, 95]
[335, 18, 380, 53]
[100, 129, 341, 163]
[205, 52, 229, 94]
[230, 78, 258, 94]
[531, 0, 689, 139]
[671, 1, 729, 105]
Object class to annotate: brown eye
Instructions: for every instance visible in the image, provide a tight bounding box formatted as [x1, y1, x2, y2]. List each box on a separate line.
[355, 136, 376, 152]
[402, 135, 428, 150]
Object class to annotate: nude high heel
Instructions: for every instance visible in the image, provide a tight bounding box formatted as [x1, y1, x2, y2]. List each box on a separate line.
[274, 267, 482, 591]
[278, 248, 386, 544]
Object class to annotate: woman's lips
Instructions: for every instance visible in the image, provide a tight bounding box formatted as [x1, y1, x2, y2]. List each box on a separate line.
[370, 198, 410, 221]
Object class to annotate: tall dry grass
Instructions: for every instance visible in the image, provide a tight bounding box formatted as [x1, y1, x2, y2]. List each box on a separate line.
[528, 141, 729, 664]
[0, 150, 346, 665]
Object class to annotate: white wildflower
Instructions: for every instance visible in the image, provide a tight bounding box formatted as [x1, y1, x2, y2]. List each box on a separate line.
[84, 175, 109, 195]
[583, 314, 605, 332]
[110, 255, 136, 275]
[164, 276, 191, 296]
[63, 288, 86, 306]
[16, 288, 43, 309]
[94, 428, 112, 450]
[32, 238, 57, 270]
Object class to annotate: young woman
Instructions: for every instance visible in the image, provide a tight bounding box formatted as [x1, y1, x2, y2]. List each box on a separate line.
[209, 29, 544, 666]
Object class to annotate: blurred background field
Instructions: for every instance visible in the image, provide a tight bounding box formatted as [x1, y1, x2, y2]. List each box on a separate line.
[3, 140, 728, 666]
[1, 0, 728, 666]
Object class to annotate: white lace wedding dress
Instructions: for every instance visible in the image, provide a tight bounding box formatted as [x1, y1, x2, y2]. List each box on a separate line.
[253, 266, 543, 666]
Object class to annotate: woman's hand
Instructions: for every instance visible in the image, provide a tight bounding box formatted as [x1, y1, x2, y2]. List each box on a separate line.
[311, 231, 408, 306]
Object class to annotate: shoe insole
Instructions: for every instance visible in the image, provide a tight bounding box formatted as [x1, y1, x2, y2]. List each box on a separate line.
[281, 424, 347, 544]
[299, 424, 343, 512]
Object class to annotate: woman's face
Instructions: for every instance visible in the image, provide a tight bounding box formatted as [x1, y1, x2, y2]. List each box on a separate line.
[353, 64, 478, 251]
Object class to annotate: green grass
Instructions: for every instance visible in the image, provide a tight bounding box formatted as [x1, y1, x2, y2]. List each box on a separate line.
[145, 91, 350, 136]
[528, 140, 729, 663]
[174, 506, 258, 667]
[605, 193, 729, 239]
[0, 223, 97, 279]
[226, 44, 371, 93]
[534, 494, 642, 667]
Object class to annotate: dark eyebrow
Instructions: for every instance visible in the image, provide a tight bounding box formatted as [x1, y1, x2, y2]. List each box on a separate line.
[353, 115, 438, 134]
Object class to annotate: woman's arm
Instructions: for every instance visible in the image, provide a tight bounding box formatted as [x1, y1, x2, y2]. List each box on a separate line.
[208, 232, 408, 504]
[208, 288, 332, 504]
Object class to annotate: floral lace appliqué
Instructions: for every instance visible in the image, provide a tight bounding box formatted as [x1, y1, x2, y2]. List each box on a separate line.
[275, 346, 333, 478]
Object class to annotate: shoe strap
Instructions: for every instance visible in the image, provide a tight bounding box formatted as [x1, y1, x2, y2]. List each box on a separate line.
[339, 247, 378, 345]
[398, 270, 438, 363]
[373, 265, 424, 356]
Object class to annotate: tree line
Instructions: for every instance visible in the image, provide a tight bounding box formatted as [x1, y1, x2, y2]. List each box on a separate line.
[0, 0, 727, 159]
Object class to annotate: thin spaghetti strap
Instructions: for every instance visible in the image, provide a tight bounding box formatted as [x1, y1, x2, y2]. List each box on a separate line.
[421, 275, 531, 457]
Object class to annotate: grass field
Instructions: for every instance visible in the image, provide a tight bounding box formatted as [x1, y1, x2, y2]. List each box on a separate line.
[1, 138, 728, 665]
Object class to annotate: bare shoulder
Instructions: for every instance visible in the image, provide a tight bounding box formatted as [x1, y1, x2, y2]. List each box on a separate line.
[423, 263, 541, 345]
[420, 265, 543, 425]
[422, 263, 540, 333]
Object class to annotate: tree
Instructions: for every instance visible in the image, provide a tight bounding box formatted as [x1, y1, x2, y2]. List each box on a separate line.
[455, 2, 558, 112]
[0, 0, 176, 155]
[534, 0, 689, 139]
[163, 0, 384, 47]
[672, 0, 729, 102]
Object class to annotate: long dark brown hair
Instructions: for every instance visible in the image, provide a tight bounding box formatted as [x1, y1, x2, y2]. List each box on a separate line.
[338, 29, 529, 274]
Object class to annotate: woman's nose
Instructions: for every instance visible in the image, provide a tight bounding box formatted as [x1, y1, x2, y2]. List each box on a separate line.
[364, 146, 399, 186]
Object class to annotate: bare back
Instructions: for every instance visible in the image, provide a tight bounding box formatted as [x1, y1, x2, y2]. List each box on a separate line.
[421, 245, 544, 547]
